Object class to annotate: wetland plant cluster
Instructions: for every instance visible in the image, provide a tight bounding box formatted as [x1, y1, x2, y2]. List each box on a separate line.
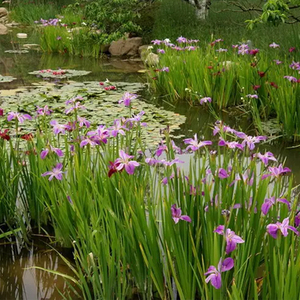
[147, 37, 300, 140]
[0, 87, 300, 299]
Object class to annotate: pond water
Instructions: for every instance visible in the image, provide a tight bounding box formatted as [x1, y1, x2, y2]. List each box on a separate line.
[0, 29, 300, 299]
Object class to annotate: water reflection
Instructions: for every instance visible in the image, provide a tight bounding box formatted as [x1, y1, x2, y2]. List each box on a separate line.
[0, 241, 80, 300]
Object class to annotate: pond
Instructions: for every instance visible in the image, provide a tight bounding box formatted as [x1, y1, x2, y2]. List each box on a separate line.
[0, 29, 300, 299]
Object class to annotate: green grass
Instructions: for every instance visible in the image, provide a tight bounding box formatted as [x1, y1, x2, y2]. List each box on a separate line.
[152, 0, 300, 50]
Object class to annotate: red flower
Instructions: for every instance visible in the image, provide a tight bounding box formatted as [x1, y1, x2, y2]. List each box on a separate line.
[289, 47, 296, 53]
[257, 71, 266, 78]
[207, 66, 213, 69]
[0, 129, 10, 141]
[270, 82, 278, 89]
[0, 108, 3, 116]
[253, 85, 261, 91]
[108, 161, 123, 177]
[249, 49, 259, 56]
[21, 133, 34, 141]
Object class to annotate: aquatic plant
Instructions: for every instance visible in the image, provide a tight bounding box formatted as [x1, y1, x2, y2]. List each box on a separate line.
[146, 37, 300, 140]
[0, 86, 299, 299]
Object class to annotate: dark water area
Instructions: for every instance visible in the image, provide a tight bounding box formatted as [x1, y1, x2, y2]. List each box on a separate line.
[0, 240, 80, 300]
[0, 28, 300, 299]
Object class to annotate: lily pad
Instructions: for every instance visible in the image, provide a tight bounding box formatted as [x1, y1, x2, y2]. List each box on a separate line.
[260, 119, 282, 136]
[0, 81, 186, 147]
[28, 69, 91, 79]
[0, 75, 16, 83]
[5, 50, 29, 54]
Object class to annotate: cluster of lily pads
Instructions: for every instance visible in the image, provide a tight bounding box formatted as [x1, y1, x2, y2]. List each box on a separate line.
[0, 80, 299, 299]
[147, 37, 300, 140]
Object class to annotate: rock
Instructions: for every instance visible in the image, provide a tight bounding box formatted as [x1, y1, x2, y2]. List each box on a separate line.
[145, 53, 159, 66]
[0, 16, 8, 24]
[0, 7, 8, 18]
[22, 44, 40, 50]
[17, 33, 27, 39]
[6, 22, 21, 28]
[109, 37, 143, 57]
[0, 24, 8, 35]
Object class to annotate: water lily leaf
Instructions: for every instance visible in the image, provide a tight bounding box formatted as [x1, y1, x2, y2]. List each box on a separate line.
[0, 75, 16, 83]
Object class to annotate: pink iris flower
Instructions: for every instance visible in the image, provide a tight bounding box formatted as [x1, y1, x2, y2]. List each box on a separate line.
[115, 150, 139, 175]
[7, 112, 32, 124]
[261, 197, 290, 215]
[214, 225, 245, 254]
[184, 134, 212, 152]
[205, 257, 234, 289]
[118, 92, 138, 107]
[171, 204, 191, 224]
[267, 217, 299, 238]
[262, 164, 291, 179]
[41, 163, 65, 181]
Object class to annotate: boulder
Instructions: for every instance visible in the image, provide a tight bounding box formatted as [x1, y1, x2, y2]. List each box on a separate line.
[109, 37, 143, 57]
[0, 24, 8, 35]
[0, 7, 8, 18]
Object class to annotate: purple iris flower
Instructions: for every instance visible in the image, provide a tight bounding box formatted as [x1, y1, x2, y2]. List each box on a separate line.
[161, 67, 169, 72]
[7, 112, 32, 124]
[262, 164, 291, 179]
[214, 225, 245, 254]
[274, 59, 282, 65]
[65, 96, 83, 105]
[284, 76, 298, 82]
[50, 120, 67, 135]
[199, 97, 212, 105]
[253, 152, 277, 165]
[110, 119, 127, 137]
[295, 212, 300, 227]
[246, 94, 258, 99]
[156, 142, 168, 157]
[65, 102, 86, 114]
[219, 139, 244, 150]
[240, 135, 267, 150]
[267, 217, 299, 238]
[171, 140, 182, 154]
[115, 150, 140, 175]
[145, 157, 160, 166]
[80, 137, 98, 148]
[171, 204, 191, 224]
[269, 42, 280, 48]
[118, 92, 138, 107]
[205, 258, 234, 289]
[87, 125, 110, 144]
[151, 39, 162, 45]
[41, 163, 65, 181]
[261, 197, 290, 215]
[218, 168, 230, 179]
[40, 145, 63, 159]
[184, 134, 212, 151]
[77, 117, 90, 128]
[157, 49, 165, 54]
[177, 36, 187, 43]
[36, 105, 53, 116]
[162, 158, 184, 166]
[238, 44, 249, 55]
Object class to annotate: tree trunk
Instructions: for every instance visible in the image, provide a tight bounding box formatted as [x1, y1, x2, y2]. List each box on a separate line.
[184, 0, 210, 20]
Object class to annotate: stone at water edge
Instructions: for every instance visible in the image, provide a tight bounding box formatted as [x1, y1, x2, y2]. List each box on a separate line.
[109, 37, 143, 57]
[17, 33, 27, 39]
[0, 7, 8, 18]
[0, 23, 8, 35]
